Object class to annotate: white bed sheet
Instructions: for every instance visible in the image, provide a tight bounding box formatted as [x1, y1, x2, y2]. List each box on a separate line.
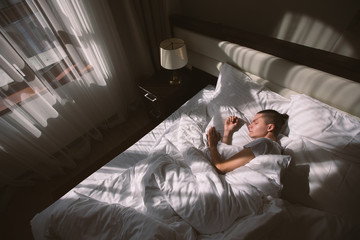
[31, 84, 359, 240]
[30, 86, 215, 239]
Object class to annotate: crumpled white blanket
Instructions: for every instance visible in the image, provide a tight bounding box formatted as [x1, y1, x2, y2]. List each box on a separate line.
[32, 105, 290, 240]
[75, 106, 286, 235]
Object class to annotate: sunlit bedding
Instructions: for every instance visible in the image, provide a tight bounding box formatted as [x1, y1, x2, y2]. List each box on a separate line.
[31, 62, 360, 239]
[31, 14, 360, 239]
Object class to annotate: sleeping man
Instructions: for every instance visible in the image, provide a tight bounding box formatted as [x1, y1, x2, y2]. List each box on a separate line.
[207, 109, 288, 174]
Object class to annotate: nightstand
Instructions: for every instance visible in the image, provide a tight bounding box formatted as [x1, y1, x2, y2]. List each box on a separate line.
[138, 67, 214, 120]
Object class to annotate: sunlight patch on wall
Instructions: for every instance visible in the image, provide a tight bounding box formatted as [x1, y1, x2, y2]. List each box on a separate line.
[273, 12, 355, 55]
[218, 41, 281, 79]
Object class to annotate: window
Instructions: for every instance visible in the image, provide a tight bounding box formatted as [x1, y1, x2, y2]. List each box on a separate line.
[0, 0, 92, 116]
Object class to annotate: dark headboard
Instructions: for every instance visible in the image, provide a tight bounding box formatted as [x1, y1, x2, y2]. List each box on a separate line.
[170, 14, 360, 82]
[170, 14, 360, 118]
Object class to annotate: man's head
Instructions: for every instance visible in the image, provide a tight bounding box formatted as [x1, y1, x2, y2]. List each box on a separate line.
[248, 109, 288, 139]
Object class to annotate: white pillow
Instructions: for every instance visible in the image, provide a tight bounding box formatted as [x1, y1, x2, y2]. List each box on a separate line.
[212, 63, 264, 100]
[209, 63, 264, 122]
[287, 94, 360, 161]
[225, 154, 291, 198]
[203, 63, 291, 157]
[258, 89, 291, 118]
[208, 62, 290, 129]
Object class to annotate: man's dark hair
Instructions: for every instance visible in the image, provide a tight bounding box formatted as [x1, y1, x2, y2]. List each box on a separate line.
[258, 109, 289, 137]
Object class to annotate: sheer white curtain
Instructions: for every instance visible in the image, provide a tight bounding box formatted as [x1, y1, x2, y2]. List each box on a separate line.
[0, 0, 139, 186]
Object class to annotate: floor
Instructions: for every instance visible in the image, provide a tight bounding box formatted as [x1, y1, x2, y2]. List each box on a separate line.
[1, 105, 159, 240]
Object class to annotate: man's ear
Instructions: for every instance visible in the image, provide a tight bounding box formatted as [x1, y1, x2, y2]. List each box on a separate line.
[267, 124, 275, 132]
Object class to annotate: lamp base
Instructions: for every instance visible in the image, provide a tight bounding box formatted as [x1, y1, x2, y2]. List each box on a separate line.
[169, 70, 181, 85]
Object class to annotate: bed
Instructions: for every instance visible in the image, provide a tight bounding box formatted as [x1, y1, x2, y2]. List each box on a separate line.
[31, 15, 360, 239]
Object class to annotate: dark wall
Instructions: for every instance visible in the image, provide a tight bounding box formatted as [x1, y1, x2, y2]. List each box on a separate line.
[171, 0, 360, 59]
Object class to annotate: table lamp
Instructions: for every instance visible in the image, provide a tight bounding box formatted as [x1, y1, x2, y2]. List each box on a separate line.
[160, 38, 188, 85]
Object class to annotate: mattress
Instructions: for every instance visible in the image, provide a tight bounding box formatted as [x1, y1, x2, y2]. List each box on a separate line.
[31, 64, 360, 240]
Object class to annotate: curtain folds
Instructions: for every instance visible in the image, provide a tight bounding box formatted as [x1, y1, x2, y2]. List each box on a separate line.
[132, 0, 171, 71]
[0, 0, 141, 186]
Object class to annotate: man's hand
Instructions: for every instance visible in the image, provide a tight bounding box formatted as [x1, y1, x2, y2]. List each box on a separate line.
[222, 116, 241, 145]
[224, 116, 240, 134]
[207, 126, 221, 148]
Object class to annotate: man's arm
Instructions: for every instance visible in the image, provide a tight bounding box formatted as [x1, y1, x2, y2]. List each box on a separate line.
[222, 116, 240, 145]
[222, 132, 234, 145]
[209, 147, 255, 174]
[207, 125, 255, 174]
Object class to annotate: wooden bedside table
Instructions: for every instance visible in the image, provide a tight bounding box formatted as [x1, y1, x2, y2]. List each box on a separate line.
[138, 67, 214, 120]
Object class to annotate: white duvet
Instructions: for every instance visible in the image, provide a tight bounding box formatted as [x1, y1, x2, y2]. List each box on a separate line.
[31, 83, 359, 239]
[31, 104, 291, 240]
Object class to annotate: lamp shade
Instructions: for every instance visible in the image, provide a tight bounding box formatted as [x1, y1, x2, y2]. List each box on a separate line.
[160, 38, 188, 70]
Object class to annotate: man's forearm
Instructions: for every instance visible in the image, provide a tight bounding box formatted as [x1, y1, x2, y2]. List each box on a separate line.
[209, 146, 255, 174]
[209, 146, 226, 173]
[222, 131, 233, 145]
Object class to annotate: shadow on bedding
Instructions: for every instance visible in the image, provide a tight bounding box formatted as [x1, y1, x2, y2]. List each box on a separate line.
[281, 162, 313, 206]
[280, 141, 360, 226]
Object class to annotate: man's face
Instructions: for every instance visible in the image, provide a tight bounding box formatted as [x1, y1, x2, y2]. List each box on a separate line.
[248, 113, 271, 138]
